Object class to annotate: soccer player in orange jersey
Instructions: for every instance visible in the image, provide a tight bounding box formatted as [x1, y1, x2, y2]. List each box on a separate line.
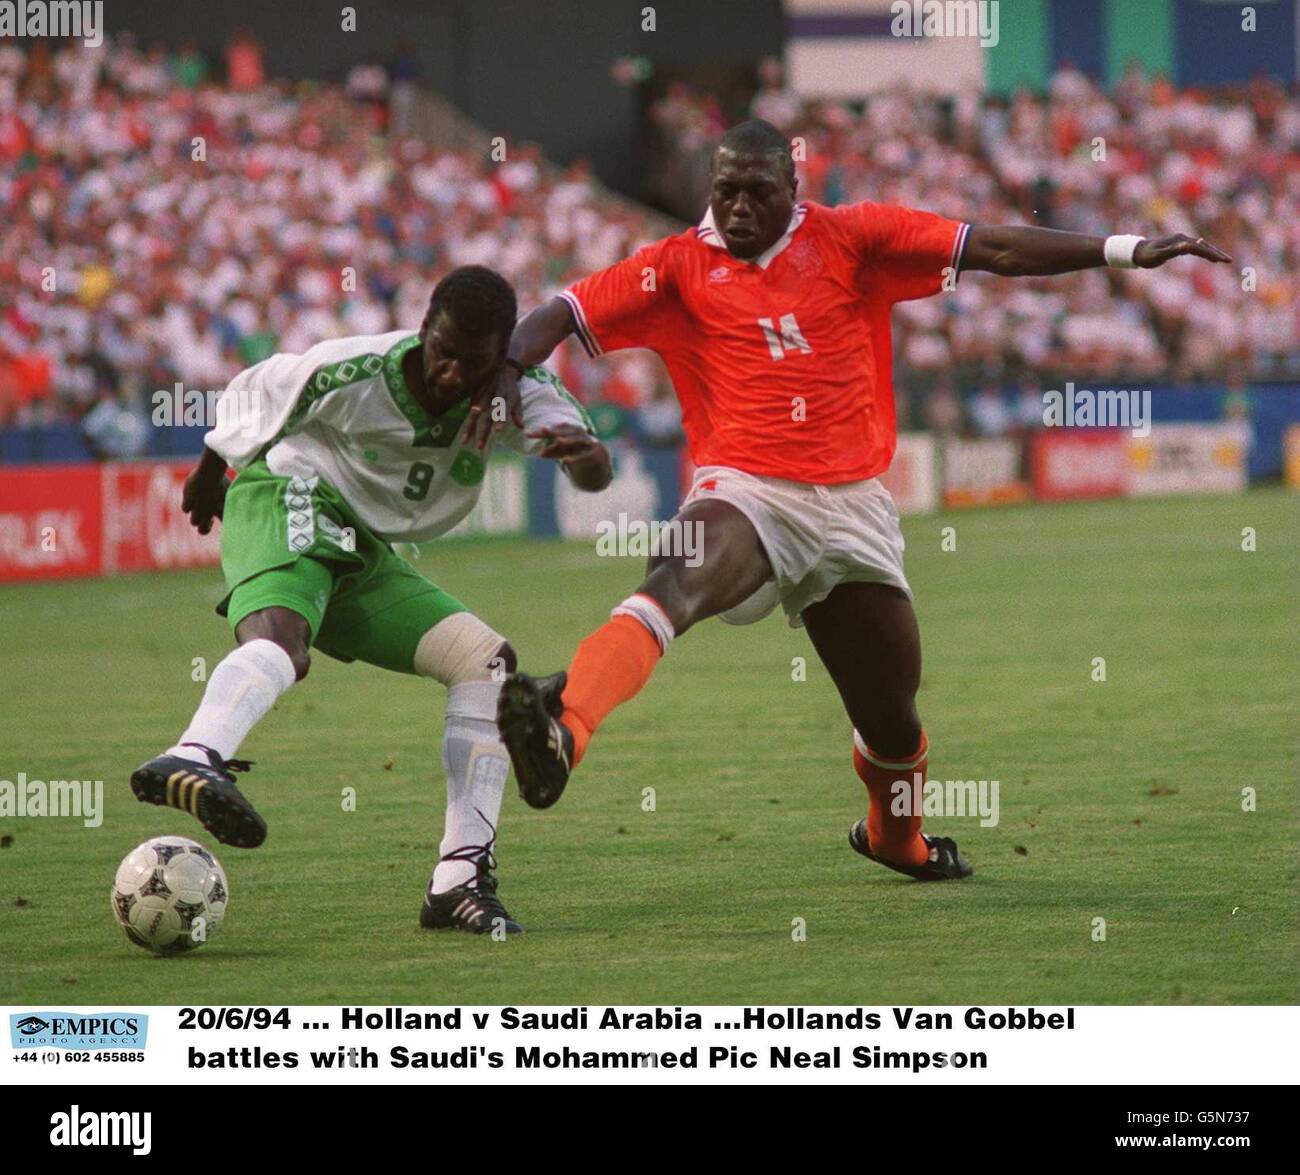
[476, 119, 1230, 881]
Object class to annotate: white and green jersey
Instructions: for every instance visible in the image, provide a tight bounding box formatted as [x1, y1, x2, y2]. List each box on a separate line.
[205, 329, 594, 543]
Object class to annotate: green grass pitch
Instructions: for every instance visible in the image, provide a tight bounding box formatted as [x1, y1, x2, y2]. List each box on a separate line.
[1, 489, 1296, 1005]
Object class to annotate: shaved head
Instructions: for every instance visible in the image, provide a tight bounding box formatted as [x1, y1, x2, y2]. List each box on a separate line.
[713, 119, 795, 183]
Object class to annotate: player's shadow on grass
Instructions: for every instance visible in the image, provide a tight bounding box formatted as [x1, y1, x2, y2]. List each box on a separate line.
[140, 948, 281, 962]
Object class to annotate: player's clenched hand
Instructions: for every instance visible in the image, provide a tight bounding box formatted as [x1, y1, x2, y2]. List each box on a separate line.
[463, 363, 525, 451]
[1133, 234, 1232, 268]
[181, 466, 228, 535]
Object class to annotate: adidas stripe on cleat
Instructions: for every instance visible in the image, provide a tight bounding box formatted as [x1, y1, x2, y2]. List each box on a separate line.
[497, 670, 574, 810]
[130, 743, 267, 848]
[420, 854, 523, 935]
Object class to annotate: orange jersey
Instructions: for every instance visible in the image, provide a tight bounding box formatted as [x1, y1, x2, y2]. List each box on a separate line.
[561, 201, 968, 484]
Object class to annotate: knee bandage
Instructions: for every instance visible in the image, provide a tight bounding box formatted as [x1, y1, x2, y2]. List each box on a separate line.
[413, 612, 508, 687]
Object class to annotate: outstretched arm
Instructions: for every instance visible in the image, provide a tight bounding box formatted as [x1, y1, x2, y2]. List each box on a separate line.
[508, 296, 576, 367]
[961, 226, 1231, 277]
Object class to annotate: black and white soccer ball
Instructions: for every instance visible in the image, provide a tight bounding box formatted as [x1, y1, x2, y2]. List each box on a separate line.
[110, 836, 228, 955]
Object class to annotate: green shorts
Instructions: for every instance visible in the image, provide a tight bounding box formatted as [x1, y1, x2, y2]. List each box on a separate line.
[217, 460, 466, 674]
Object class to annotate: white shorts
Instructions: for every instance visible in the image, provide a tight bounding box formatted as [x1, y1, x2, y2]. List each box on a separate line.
[684, 464, 911, 628]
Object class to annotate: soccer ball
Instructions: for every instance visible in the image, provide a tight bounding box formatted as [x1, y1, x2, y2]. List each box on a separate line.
[718, 579, 780, 626]
[110, 836, 228, 955]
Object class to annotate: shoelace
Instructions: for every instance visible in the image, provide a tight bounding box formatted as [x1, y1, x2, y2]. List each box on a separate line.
[181, 743, 253, 775]
[438, 810, 510, 919]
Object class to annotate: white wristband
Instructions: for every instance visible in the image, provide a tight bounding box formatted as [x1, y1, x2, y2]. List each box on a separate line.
[1104, 234, 1144, 269]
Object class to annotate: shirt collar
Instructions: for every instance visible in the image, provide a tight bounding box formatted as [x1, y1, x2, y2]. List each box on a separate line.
[697, 203, 807, 270]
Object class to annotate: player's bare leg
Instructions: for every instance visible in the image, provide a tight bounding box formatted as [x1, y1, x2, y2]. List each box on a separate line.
[802, 582, 971, 880]
[129, 606, 306, 848]
[499, 498, 773, 808]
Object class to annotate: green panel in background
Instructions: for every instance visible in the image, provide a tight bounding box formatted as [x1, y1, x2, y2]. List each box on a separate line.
[985, 0, 1051, 94]
[1105, 0, 1175, 84]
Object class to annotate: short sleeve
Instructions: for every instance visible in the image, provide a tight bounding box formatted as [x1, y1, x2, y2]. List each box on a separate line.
[204, 351, 316, 469]
[560, 237, 679, 356]
[850, 202, 969, 304]
[500, 367, 595, 456]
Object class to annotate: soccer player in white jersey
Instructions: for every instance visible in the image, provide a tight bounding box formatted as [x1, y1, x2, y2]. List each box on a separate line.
[129, 266, 611, 935]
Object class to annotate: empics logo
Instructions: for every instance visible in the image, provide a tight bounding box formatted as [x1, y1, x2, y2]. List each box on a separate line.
[50, 1106, 151, 1156]
[10, 1011, 148, 1049]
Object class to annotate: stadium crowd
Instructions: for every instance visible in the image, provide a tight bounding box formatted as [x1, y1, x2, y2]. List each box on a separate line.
[0, 34, 671, 452]
[2, 35, 1295, 452]
[651, 60, 1299, 430]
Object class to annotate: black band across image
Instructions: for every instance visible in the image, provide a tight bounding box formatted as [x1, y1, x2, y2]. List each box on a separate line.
[3, 1084, 1278, 1160]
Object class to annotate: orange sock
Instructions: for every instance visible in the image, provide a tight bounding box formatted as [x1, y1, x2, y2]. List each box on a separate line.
[561, 613, 663, 765]
[852, 730, 930, 867]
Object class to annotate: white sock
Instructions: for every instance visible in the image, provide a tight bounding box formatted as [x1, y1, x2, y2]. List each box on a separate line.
[166, 639, 297, 764]
[431, 681, 510, 893]
[611, 592, 675, 652]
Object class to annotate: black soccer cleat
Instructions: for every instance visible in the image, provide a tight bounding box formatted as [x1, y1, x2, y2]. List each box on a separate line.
[130, 743, 266, 848]
[420, 851, 523, 936]
[849, 818, 973, 881]
[497, 670, 574, 810]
